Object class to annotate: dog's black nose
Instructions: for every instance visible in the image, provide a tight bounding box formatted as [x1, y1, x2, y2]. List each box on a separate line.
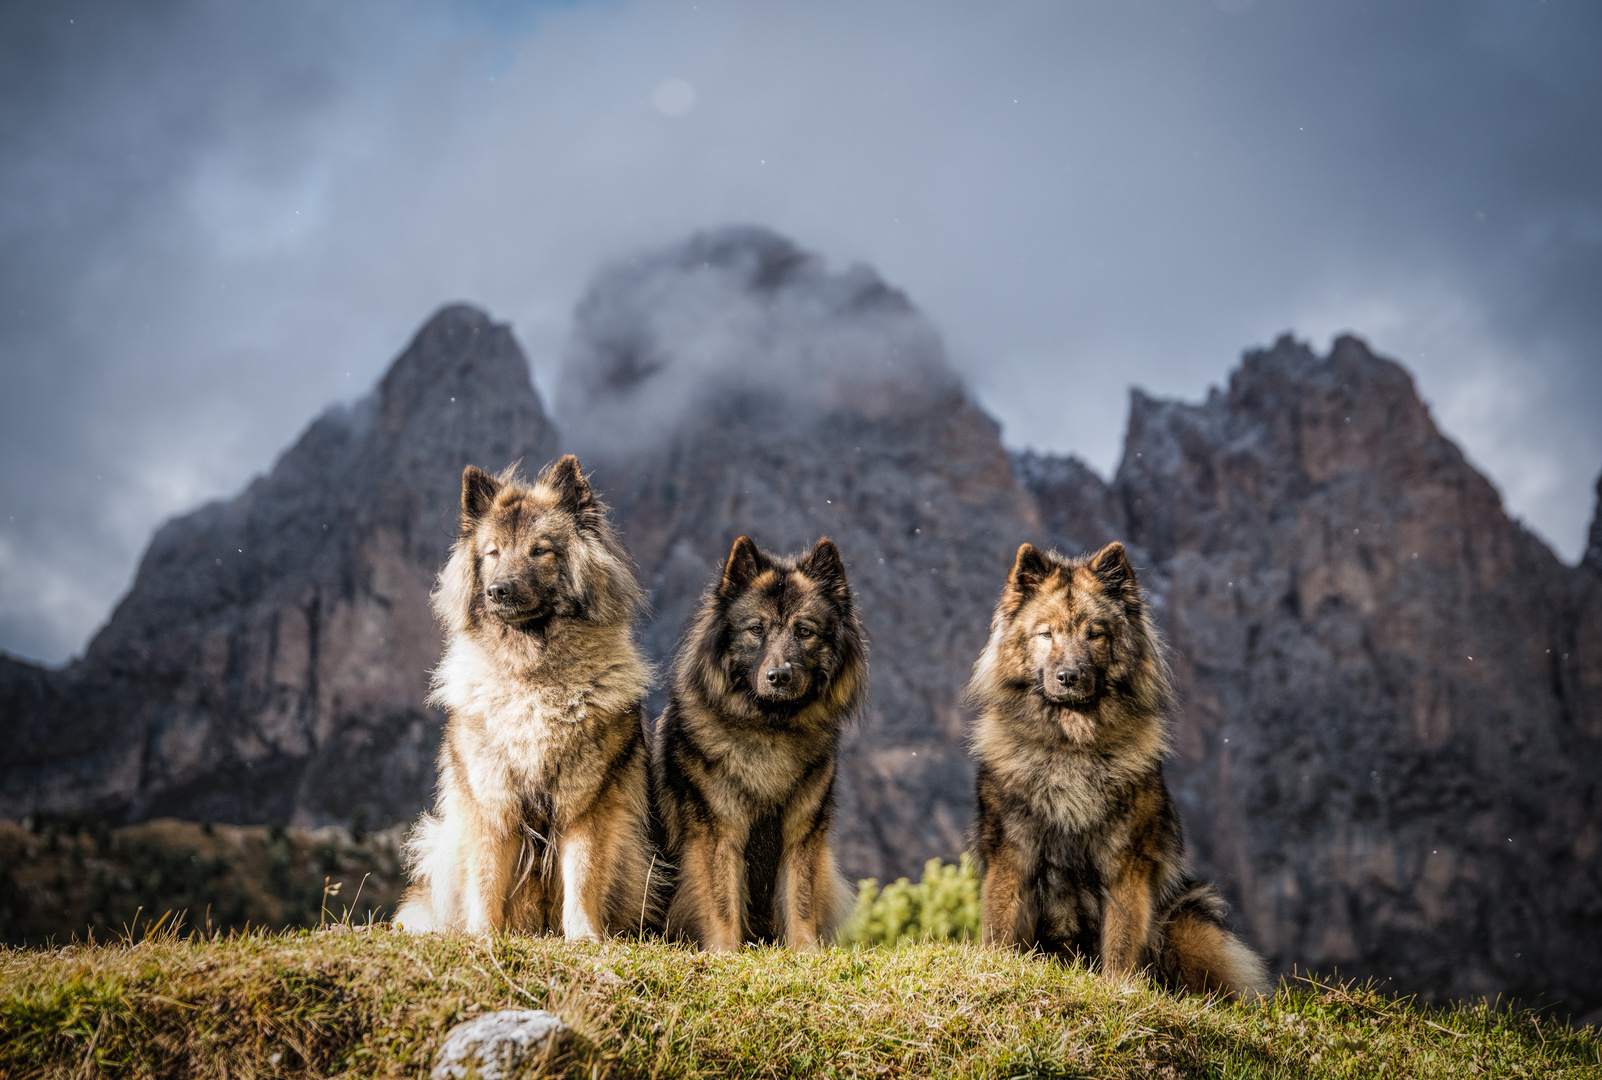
[1056, 668, 1080, 688]
[486, 581, 513, 602]
[766, 663, 793, 688]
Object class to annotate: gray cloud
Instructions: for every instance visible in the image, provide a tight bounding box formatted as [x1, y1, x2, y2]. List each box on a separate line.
[2, 0, 1598, 663]
[557, 226, 959, 448]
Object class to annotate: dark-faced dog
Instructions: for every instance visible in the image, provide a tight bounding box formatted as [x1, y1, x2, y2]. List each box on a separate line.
[967, 540, 1270, 998]
[652, 536, 867, 950]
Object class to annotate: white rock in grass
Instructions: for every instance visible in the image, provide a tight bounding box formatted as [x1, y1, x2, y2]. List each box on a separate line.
[431, 1010, 569, 1080]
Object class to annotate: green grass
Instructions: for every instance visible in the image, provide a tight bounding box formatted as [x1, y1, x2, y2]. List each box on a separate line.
[2, 845, 1597, 1077]
[2, 928, 1598, 1079]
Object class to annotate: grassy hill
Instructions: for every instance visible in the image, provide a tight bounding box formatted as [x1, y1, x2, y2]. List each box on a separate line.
[3, 928, 1598, 1079]
[3, 829, 1598, 1076]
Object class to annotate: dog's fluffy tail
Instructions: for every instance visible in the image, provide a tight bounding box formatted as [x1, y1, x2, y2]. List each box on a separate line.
[819, 861, 856, 944]
[1154, 881, 1272, 1001]
[393, 812, 451, 933]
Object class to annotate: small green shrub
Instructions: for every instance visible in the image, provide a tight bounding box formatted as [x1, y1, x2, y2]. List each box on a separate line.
[839, 855, 981, 946]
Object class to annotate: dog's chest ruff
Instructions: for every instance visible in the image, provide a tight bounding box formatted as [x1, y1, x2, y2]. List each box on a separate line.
[526, 683, 593, 726]
[1016, 751, 1111, 836]
[434, 638, 640, 795]
[974, 715, 1103, 833]
[717, 729, 814, 806]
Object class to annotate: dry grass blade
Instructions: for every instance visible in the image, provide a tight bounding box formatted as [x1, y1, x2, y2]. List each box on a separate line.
[478, 942, 542, 1006]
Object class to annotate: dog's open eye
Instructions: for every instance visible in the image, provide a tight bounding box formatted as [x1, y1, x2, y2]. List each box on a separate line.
[795, 626, 814, 638]
[745, 624, 763, 637]
[485, 548, 500, 558]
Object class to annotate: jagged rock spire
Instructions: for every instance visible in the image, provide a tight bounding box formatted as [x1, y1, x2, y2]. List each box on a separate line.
[1, 305, 558, 828]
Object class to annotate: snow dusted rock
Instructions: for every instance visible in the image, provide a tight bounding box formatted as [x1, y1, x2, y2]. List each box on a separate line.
[431, 1010, 569, 1080]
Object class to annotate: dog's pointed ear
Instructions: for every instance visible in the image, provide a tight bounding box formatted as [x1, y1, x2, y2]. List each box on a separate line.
[461, 465, 500, 523]
[1089, 541, 1139, 604]
[543, 454, 593, 514]
[719, 536, 766, 598]
[799, 537, 850, 600]
[1008, 543, 1051, 600]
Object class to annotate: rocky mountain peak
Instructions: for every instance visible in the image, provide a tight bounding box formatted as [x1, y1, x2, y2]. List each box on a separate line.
[1237, 333, 1442, 475]
[1116, 332, 1508, 566]
[376, 304, 539, 441]
[82, 305, 556, 667]
[1, 304, 557, 828]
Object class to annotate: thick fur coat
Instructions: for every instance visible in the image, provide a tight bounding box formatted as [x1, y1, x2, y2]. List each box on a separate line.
[968, 541, 1270, 998]
[651, 536, 866, 950]
[395, 455, 655, 939]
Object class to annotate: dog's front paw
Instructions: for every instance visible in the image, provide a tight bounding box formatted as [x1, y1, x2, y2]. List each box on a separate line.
[700, 928, 742, 952]
[393, 901, 435, 935]
[562, 913, 602, 943]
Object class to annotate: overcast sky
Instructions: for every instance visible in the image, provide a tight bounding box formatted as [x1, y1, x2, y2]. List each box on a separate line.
[2, 0, 1599, 664]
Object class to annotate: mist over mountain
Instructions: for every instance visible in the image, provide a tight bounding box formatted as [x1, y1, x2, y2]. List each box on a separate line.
[558, 225, 960, 445]
[2, 227, 1598, 1015]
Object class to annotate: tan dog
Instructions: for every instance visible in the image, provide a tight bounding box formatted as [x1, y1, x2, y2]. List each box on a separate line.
[651, 536, 866, 950]
[968, 541, 1269, 998]
[395, 455, 654, 939]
